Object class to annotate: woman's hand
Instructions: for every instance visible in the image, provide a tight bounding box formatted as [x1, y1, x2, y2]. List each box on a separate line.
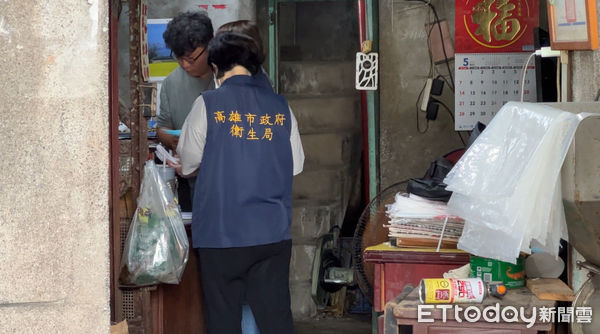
[166, 159, 183, 177]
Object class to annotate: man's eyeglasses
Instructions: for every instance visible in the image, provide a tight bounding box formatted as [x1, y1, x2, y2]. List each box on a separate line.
[171, 47, 206, 64]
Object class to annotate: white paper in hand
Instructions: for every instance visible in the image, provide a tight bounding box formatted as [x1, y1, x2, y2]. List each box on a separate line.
[155, 144, 180, 164]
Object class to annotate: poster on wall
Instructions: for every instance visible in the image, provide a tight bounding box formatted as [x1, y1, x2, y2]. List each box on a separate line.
[547, 0, 599, 50]
[146, 18, 179, 118]
[454, 0, 539, 130]
[147, 18, 178, 82]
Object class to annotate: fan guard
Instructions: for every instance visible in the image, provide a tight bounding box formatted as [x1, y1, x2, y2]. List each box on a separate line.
[351, 180, 408, 303]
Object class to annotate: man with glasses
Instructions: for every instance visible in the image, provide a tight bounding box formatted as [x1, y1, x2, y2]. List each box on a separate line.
[157, 11, 214, 211]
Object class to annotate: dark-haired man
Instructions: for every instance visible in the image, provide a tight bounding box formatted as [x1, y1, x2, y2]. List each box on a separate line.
[157, 11, 214, 210]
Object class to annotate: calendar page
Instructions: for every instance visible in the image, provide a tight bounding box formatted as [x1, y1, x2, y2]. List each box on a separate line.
[454, 53, 537, 130]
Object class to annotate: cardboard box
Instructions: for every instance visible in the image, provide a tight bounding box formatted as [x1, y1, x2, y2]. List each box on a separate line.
[470, 256, 525, 288]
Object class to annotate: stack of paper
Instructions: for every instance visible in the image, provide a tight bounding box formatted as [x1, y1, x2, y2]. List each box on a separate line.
[385, 193, 463, 248]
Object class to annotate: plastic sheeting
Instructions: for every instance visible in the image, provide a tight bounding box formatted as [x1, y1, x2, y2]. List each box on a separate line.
[444, 102, 587, 263]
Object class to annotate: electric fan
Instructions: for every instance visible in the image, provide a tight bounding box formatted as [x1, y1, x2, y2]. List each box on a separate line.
[351, 180, 409, 303]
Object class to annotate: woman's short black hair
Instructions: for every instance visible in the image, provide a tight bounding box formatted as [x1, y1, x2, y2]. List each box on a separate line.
[216, 20, 265, 64]
[207, 32, 263, 78]
[163, 11, 213, 58]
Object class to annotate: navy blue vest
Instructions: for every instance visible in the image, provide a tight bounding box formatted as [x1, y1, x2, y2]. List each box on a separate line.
[192, 75, 293, 248]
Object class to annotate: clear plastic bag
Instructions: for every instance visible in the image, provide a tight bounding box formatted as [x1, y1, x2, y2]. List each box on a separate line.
[119, 160, 189, 286]
[444, 102, 581, 263]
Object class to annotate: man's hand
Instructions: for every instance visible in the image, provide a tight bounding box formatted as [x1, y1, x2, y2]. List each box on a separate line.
[157, 127, 179, 151]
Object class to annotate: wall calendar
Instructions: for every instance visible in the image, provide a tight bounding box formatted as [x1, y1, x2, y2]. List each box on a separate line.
[454, 0, 539, 130]
[454, 52, 537, 130]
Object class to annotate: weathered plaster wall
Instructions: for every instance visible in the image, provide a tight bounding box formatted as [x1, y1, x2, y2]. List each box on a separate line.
[572, 50, 600, 101]
[379, 0, 463, 189]
[256, 1, 361, 318]
[379, 0, 600, 190]
[0, 1, 110, 333]
[291, 1, 358, 61]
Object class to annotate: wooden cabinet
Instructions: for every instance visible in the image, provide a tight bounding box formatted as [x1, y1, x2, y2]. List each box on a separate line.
[114, 137, 206, 333]
[118, 224, 206, 334]
[152, 227, 206, 334]
[364, 243, 470, 313]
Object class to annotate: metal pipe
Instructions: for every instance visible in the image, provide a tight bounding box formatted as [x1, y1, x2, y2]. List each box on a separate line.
[357, 0, 366, 42]
[268, 0, 279, 93]
[357, 0, 370, 202]
[365, 0, 379, 201]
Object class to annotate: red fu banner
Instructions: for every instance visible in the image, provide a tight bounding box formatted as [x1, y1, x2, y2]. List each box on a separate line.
[455, 0, 539, 53]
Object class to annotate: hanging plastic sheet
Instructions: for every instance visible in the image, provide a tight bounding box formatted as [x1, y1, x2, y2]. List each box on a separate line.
[444, 102, 590, 263]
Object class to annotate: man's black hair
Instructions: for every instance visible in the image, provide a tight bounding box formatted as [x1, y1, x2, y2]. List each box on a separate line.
[207, 32, 262, 78]
[163, 11, 213, 58]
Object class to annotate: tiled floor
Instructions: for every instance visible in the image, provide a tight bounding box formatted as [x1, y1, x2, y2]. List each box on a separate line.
[295, 314, 372, 334]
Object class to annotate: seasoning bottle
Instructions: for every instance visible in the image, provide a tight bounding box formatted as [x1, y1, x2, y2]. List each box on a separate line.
[419, 278, 507, 304]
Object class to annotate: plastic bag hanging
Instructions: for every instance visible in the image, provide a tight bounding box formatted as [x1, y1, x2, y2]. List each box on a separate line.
[119, 160, 189, 286]
[444, 102, 583, 263]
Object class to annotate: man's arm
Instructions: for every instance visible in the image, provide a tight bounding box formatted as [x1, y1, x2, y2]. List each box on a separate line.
[157, 127, 179, 152]
[177, 97, 208, 176]
[157, 80, 179, 151]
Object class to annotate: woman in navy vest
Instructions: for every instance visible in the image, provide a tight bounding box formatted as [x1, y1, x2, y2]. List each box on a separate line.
[177, 32, 304, 334]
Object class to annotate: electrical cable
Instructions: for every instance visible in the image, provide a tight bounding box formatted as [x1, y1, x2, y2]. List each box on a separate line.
[556, 59, 561, 102]
[431, 97, 467, 146]
[436, 74, 454, 93]
[520, 52, 536, 102]
[420, 1, 454, 93]
[430, 98, 453, 120]
[415, 8, 436, 134]
[415, 87, 430, 133]
[429, 3, 455, 91]
[407, 0, 455, 90]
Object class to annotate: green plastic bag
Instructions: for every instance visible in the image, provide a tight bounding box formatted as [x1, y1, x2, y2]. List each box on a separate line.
[119, 161, 189, 286]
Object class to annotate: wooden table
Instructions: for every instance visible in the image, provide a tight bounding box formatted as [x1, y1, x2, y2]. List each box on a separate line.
[364, 243, 470, 312]
[391, 288, 555, 334]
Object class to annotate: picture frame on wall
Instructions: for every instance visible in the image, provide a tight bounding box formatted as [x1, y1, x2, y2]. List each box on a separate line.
[547, 0, 599, 50]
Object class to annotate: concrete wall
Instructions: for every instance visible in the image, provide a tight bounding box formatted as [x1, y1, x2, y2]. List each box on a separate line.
[572, 50, 600, 101]
[281, 1, 358, 61]
[259, 1, 362, 318]
[146, 0, 255, 28]
[379, 0, 463, 189]
[0, 1, 110, 333]
[379, 0, 600, 189]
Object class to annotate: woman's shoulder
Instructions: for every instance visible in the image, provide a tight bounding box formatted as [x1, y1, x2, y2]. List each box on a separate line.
[253, 70, 274, 90]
